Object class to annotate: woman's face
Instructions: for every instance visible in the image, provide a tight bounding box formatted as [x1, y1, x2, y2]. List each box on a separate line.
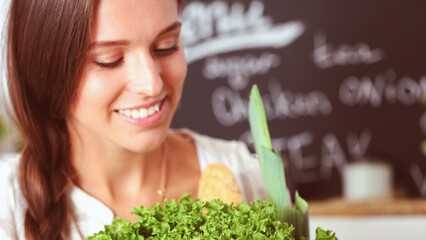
[68, 0, 186, 153]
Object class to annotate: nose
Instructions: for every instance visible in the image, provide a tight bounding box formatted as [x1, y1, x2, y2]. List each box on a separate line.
[127, 51, 163, 96]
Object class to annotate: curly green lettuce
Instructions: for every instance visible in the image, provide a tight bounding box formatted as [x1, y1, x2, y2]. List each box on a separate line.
[87, 194, 337, 240]
[87, 193, 294, 240]
[314, 227, 338, 240]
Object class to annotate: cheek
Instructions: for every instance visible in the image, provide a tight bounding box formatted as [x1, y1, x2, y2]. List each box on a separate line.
[73, 72, 121, 117]
[163, 54, 187, 95]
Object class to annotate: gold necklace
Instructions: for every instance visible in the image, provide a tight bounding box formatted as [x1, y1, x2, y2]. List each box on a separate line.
[156, 144, 167, 201]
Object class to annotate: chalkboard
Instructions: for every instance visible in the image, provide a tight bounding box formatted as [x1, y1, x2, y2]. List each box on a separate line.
[171, 0, 426, 199]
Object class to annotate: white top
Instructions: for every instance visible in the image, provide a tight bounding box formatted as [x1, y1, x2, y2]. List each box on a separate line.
[0, 129, 266, 239]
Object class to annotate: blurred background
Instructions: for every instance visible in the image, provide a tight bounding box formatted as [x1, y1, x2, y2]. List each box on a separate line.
[170, 0, 426, 201]
[0, 0, 20, 155]
[1, 0, 426, 239]
[1, 0, 426, 200]
[170, 2, 426, 237]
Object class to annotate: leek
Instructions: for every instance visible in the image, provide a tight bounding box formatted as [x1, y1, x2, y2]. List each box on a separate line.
[248, 85, 310, 240]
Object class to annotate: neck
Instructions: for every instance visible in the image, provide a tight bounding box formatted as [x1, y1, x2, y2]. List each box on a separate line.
[69, 128, 167, 204]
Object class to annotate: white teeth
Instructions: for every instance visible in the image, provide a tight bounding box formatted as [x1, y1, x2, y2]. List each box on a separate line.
[120, 102, 161, 119]
[139, 108, 148, 118]
[131, 110, 140, 119]
[148, 106, 156, 115]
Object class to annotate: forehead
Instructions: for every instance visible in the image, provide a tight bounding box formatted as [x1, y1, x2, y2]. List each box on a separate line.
[93, 0, 179, 42]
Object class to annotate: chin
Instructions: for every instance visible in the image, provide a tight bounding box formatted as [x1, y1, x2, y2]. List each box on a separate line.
[123, 128, 169, 153]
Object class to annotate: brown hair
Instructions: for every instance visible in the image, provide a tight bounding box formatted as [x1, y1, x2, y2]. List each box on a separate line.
[7, 0, 97, 239]
[7, 0, 184, 239]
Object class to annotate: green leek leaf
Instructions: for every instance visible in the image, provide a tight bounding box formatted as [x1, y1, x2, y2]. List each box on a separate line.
[295, 192, 309, 239]
[258, 146, 291, 220]
[248, 85, 272, 160]
[249, 84, 312, 239]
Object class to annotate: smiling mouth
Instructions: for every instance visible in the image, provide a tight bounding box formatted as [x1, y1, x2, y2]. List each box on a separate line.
[117, 101, 162, 119]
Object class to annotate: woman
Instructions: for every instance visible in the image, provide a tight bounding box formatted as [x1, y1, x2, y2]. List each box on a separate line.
[0, 0, 266, 239]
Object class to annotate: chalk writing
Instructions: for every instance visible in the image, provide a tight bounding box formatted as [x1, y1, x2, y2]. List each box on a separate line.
[287, 131, 317, 170]
[202, 53, 280, 90]
[320, 134, 347, 179]
[346, 129, 372, 159]
[212, 81, 332, 126]
[339, 70, 426, 107]
[409, 163, 426, 197]
[239, 129, 372, 183]
[268, 80, 332, 117]
[312, 31, 384, 69]
[181, 1, 272, 46]
[176, 0, 426, 198]
[180, 1, 305, 63]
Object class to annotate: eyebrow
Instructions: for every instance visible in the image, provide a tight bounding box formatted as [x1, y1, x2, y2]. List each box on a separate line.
[156, 21, 182, 38]
[88, 21, 182, 50]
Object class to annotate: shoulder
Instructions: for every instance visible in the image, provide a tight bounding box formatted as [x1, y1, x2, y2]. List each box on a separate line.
[0, 153, 23, 207]
[0, 153, 25, 239]
[173, 129, 267, 202]
[0, 153, 21, 193]
[173, 129, 253, 169]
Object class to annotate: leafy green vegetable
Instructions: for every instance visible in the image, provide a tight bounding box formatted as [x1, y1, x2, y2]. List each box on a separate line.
[248, 85, 273, 156]
[295, 192, 309, 239]
[248, 86, 291, 216]
[87, 193, 295, 240]
[249, 85, 312, 240]
[315, 227, 338, 240]
[87, 194, 338, 240]
[257, 146, 290, 222]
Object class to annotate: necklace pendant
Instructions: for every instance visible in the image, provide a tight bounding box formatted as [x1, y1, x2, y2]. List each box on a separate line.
[157, 187, 166, 199]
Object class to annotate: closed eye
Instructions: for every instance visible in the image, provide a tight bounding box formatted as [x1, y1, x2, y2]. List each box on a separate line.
[153, 46, 178, 57]
[95, 57, 124, 69]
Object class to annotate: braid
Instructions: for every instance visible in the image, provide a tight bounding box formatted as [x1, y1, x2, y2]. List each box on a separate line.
[7, 0, 97, 239]
[8, 0, 184, 238]
[19, 119, 74, 240]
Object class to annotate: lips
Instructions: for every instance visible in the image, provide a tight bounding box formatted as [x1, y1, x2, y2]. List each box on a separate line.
[114, 97, 166, 127]
[118, 102, 161, 119]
